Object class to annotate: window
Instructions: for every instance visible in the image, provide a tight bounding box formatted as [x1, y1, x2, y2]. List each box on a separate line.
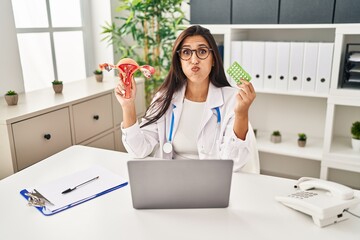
[12, 0, 88, 92]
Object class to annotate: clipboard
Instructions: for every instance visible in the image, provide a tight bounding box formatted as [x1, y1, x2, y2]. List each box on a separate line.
[20, 165, 128, 216]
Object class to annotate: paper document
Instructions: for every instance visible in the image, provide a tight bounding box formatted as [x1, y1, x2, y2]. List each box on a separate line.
[349, 53, 360, 62]
[21, 165, 128, 215]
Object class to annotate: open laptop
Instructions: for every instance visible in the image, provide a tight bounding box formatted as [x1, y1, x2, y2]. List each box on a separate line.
[127, 159, 234, 209]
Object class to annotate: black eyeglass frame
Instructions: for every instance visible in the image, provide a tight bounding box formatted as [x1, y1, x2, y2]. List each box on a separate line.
[176, 47, 213, 61]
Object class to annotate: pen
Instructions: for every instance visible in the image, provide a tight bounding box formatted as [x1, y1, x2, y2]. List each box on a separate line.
[62, 176, 100, 194]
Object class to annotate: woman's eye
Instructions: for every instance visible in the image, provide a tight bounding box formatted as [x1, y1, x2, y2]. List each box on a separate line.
[182, 49, 191, 55]
[198, 48, 207, 55]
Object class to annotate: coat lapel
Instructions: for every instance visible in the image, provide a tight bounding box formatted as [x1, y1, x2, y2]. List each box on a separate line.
[197, 83, 224, 139]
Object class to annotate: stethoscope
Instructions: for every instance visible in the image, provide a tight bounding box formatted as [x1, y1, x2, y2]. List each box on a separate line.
[163, 105, 221, 154]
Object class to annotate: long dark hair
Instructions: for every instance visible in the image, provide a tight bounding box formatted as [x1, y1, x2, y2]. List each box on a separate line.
[141, 25, 230, 128]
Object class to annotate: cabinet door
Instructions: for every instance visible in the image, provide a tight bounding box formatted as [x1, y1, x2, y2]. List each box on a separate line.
[12, 108, 72, 171]
[73, 94, 113, 144]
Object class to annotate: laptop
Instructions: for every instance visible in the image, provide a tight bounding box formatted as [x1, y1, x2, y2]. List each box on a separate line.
[127, 159, 234, 209]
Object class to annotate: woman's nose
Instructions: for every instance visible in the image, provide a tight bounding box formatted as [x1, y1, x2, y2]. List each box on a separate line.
[190, 52, 200, 64]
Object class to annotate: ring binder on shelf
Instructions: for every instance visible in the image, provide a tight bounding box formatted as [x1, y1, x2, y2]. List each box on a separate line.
[20, 165, 128, 216]
[342, 43, 360, 89]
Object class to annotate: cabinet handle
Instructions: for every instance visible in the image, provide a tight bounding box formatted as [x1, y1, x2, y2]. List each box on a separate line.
[93, 115, 100, 120]
[44, 134, 51, 140]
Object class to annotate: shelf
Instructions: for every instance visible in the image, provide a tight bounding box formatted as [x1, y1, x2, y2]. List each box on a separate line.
[255, 131, 323, 161]
[201, 23, 360, 183]
[256, 89, 328, 98]
[329, 137, 360, 160]
[328, 91, 360, 105]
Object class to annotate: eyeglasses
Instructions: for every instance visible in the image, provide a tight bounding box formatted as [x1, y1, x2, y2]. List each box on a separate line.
[177, 47, 213, 61]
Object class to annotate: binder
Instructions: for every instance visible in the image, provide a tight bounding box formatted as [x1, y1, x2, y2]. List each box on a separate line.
[275, 42, 290, 91]
[231, 41, 242, 63]
[230, 41, 243, 84]
[263, 42, 277, 90]
[241, 41, 253, 80]
[302, 42, 319, 92]
[20, 165, 128, 216]
[251, 41, 265, 89]
[315, 42, 334, 93]
[288, 42, 305, 92]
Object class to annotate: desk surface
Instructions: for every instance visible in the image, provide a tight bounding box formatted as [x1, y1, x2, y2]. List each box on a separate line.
[0, 145, 359, 240]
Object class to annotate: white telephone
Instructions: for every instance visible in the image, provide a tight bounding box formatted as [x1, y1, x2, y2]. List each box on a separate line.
[275, 177, 360, 227]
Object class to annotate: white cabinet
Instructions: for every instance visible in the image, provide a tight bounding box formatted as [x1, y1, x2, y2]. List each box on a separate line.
[204, 24, 360, 188]
[0, 76, 146, 179]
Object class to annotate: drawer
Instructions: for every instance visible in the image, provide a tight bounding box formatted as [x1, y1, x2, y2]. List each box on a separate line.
[115, 128, 126, 152]
[113, 93, 123, 127]
[86, 132, 115, 151]
[73, 94, 114, 143]
[12, 108, 72, 171]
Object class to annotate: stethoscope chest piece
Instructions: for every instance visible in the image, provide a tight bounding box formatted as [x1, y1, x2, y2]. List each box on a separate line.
[163, 142, 173, 154]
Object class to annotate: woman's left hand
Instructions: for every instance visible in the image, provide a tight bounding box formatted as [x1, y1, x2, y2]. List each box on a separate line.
[234, 79, 256, 117]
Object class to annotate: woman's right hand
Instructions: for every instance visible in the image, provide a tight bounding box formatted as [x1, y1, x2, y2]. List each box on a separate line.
[114, 75, 137, 107]
[114, 76, 138, 128]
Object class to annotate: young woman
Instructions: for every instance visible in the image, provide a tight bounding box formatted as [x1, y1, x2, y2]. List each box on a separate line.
[115, 25, 258, 172]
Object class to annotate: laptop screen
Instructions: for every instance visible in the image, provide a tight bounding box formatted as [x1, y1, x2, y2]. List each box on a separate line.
[127, 159, 234, 209]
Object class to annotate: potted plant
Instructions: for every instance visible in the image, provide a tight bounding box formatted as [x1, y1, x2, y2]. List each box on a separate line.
[52, 80, 63, 93]
[4, 90, 18, 106]
[93, 69, 103, 82]
[271, 131, 281, 143]
[298, 133, 307, 147]
[351, 121, 360, 152]
[101, 0, 188, 105]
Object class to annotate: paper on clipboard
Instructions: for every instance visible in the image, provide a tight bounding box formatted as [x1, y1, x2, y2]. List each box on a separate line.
[20, 165, 128, 215]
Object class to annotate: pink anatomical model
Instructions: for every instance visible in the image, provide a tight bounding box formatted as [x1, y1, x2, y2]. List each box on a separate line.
[100, 58, 155, 99]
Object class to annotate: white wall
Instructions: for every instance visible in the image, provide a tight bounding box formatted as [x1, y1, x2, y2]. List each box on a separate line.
[0, 0, 24, 94]
[89, 0, 114, 76]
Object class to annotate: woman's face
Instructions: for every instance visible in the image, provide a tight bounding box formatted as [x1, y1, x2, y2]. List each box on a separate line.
[178, 35, 214, 85]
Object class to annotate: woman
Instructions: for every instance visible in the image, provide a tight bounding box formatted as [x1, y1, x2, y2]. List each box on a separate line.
[115, 25, 258, 172]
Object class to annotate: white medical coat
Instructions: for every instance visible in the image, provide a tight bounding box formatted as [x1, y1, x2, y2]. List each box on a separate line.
[121, 82, 258, 172]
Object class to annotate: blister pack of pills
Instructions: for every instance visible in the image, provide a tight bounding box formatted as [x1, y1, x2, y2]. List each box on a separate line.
[226, 61, 251, 84]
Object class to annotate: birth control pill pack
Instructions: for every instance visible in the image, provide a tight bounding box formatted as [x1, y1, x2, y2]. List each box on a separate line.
[226, 61, 252, 84]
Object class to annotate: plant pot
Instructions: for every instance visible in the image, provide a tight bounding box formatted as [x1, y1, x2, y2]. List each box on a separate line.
[352, 138, 360, 152]
[298, 140, 306, 147]
[5, 94, 18, 106]
[53, 84, 63, 94]
[270, 135, 281, 143]
[95, 74, 103, 82]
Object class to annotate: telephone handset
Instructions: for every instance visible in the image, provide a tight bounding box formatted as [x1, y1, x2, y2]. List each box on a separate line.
[276, 177, 360, 227]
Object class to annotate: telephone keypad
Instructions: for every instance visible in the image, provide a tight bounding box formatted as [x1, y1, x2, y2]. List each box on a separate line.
[289, 191, 318, 199]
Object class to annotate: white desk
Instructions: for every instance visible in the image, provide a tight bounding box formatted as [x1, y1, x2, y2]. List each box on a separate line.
[0, 145, 359, 240]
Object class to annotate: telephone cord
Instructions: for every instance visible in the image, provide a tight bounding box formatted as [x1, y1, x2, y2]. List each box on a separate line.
[344, 209, 360, 218]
